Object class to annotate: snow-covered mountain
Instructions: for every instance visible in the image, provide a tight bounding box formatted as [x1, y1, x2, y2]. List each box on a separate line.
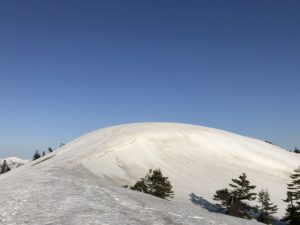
[0, 123, 299, 225]
[0, 157, 28, 170]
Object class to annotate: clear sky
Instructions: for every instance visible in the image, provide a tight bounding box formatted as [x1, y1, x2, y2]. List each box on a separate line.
[0, 0, 299, 158]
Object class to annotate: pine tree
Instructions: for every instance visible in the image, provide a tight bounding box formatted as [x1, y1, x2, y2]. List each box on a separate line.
[131, 169, 174, 200]
[228, 173, 256, 218]
[214, 173, 256, 219]
[1, 160, 11, 174]
[131, 178, 148, 193]
[48, 147, 53, 153]
[213, 188, 232, 211]
[283, 166, 300, 225]
[42, 151, 46, 156]
[229, 173, 257, 201]
[33, 150, 41, 160]
[257, 189, 278, 224]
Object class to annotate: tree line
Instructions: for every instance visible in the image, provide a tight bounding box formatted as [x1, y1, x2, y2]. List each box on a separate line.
[32, 143, 65, 161]
[33, 147, 54, 160]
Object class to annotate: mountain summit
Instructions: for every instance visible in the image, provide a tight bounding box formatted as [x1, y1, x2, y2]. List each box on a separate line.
[0, 123, 298, 225]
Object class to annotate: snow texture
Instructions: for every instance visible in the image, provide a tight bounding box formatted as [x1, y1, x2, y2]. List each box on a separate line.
[0, 122, 299, 225]
[0, 157, 27, 170]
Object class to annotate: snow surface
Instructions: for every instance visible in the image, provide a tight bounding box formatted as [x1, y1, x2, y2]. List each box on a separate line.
[0, 157, 28, 170]
[0, 122, 299, 225]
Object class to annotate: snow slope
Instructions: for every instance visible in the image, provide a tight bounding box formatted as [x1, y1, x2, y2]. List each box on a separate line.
[0, 122, 299, 225]
[0, 157, 28, 170]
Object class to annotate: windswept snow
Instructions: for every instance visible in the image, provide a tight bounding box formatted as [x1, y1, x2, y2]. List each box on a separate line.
[0, 122, 299, 225]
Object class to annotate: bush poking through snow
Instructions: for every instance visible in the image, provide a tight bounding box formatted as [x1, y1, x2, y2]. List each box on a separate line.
[131, 169, 174, 200]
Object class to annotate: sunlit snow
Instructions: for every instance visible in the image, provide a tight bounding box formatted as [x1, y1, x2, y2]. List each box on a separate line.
[0, 123, 299, 225]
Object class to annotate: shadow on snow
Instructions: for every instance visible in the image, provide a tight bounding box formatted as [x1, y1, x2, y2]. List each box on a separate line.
[189, 193, 223, 213]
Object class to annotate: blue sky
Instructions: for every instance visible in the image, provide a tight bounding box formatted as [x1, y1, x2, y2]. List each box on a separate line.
[0, 0, 299, 158]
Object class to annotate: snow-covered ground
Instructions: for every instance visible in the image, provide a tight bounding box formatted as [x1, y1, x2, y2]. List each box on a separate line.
[0, 157, 28, 170]
[0, 122, 299, 225]
[0, 160, 262, 225]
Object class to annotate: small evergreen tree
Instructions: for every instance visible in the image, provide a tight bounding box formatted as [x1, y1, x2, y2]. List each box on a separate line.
[33, 150, 41, 160]
[294, 148, 300, 154]
[131, 169, 174, 200]
[131, 177, 149, 193]
[48, 147, 53, 153]
[1, 160, 11, 174]
[214, 173, 256, 219]
[257, 189, 278, 224]
[42, 151, 46, 156]
[213, 188, 232, 211]
[228, 173, 257, 218]
[283, 166, 300, 225]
